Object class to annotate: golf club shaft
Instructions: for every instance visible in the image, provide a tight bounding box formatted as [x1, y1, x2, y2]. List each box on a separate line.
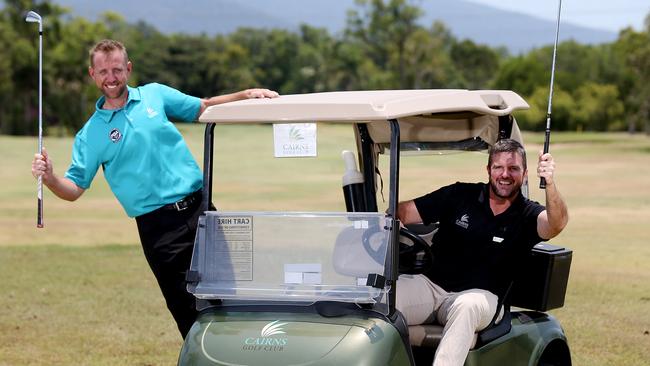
[540, 0, 562, 189]
[36, 15, 44, 227]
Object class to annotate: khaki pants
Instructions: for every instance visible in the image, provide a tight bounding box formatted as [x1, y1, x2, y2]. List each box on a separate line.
[396, 275, 502, 366]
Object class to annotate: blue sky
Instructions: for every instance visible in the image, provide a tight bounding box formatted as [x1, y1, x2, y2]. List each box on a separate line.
[468, 0, 649, 32]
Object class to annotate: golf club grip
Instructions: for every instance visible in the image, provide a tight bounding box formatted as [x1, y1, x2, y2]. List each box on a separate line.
[37, 177, 44, 228]
[539, 129, 551, 189]
[539, 177, 547, 190]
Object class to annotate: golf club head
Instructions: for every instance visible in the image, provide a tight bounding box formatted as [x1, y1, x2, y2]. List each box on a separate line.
[25, 11, 42, 26]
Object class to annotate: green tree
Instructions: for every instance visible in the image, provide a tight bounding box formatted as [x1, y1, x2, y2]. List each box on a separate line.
[614, 15, 650, 134]
[492, 54, 548, 96]
[229, 28, 301, 93]
[0, 0, 66, 135]
[515, 85, 574, 131]
[402, 22, 461, 89]
[324, 40, 367, 90]
[283, 25, 339, 93]
[450, 39, 500, 89]
[346, 0, 423, 88]
[2, 0, 646, 136]
[495, 38, 634, 132]
[0, 19, 16, 133]
[573, 82, 624, 131]
[163, 34, 215, 96]
[214, 37, 259, 93]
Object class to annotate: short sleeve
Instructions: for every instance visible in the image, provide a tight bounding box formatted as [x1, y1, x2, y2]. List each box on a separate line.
[64, 134, 100, 189]
[155, 83, 201, 122]
[413, 183, 457, 225]
[523, 200, 546, 244]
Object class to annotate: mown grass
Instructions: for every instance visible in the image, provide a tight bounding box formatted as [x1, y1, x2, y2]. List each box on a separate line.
[1, 125, 650, 365]
[0, 245, 180, 366]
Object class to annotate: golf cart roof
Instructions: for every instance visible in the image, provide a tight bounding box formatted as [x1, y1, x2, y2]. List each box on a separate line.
[199, 89, 528, 146]
[199, 89, 528, 124]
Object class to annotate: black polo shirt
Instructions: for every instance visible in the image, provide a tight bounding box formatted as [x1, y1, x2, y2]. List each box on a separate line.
[413, 182, 545, 296]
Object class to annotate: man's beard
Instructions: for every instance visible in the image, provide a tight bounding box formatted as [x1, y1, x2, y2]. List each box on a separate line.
[489, 179, 521, 199]
[103, 84, 127, 100]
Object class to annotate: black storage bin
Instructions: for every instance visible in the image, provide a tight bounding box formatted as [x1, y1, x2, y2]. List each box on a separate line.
[511, 243, 572, 311]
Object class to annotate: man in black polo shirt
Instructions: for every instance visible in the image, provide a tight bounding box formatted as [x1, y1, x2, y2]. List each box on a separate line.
[396, 139, 568, 366]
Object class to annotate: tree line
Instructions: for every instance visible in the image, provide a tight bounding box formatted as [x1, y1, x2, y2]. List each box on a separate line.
[1, 0, 649, 136]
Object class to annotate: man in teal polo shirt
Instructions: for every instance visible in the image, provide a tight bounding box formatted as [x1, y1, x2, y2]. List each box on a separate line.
[31, 39, 278, 337]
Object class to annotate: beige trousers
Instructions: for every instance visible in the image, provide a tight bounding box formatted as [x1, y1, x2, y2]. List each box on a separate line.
[396, 274, 501, 366]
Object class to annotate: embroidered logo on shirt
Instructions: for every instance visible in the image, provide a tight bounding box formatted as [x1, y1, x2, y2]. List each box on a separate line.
[455, 214, 469, 229]
[146, 107, 159, 118]
[109, 128, 122, 143]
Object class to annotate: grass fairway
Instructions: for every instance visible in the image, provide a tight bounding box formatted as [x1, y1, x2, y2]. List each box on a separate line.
[1, 125, 650, 365]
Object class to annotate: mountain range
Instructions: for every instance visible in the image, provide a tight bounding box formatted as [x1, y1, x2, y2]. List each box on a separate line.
[53, 0, 618, 54]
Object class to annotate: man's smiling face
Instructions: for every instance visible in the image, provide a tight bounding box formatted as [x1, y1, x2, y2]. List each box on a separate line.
[88, 50, 132, 103]
[487, 151, 527, 200]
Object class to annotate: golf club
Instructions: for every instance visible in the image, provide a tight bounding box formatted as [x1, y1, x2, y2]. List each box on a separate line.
[540, 0, 562, 189]
[25, 10, 44, 227]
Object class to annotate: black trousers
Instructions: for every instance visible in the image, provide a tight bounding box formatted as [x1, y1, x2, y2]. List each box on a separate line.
[135, 196, 205, 338]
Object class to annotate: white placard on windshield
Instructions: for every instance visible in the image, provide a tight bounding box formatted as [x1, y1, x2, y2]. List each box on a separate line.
[213, 216, 253, 281]
[273, 123, 317, 158]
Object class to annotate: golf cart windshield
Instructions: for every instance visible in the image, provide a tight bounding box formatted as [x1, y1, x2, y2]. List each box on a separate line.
[188, 211, 391, 305]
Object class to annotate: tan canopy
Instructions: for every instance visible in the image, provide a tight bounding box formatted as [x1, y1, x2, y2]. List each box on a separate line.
[198, 89, 529, 146]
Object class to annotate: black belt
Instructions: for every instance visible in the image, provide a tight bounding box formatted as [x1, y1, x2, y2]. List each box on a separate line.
[160, 190, 202, 211]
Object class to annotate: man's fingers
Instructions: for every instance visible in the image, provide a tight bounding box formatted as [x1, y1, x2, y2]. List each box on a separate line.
[248, 88, 279, 99]
[538, 150, 552, 162]
[34, 147, 48, 163]
[32, 148, 51, 179]
[32, 159, 44, 178]
[265, 90, 279, 98]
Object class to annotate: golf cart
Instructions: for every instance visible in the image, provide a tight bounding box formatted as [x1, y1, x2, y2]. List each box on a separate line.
[177, 90, 572, 365]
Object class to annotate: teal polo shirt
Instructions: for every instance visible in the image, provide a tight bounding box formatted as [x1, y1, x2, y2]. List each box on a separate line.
[65, 83, 203, 217]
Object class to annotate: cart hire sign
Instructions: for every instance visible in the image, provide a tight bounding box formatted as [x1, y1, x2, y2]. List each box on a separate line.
[273, 123, 317, 157]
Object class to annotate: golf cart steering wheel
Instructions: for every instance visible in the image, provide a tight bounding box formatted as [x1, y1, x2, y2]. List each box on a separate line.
[399, 226, 434, 275]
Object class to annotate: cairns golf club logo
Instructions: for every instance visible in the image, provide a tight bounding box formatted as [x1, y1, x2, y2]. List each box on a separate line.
[288, 126, 304, 142]
[109, 128, 122, 143]
[242, 320, 289, 352]
[282, 126, 309, 153]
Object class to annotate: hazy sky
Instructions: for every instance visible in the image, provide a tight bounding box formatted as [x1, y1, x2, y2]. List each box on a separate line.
[468, 0, 649, 32]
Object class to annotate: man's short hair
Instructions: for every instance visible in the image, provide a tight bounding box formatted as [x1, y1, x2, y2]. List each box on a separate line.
[89, 39, 128, 67]
[488, 139, 527, 171]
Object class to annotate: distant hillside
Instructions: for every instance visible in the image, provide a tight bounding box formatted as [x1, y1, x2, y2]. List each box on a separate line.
[53, 0, 617, 54]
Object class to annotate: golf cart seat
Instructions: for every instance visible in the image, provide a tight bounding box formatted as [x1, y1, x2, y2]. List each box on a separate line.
[408, 310, 512, 366]
[409, 324, 445, 348]
[408, 305, 512, 350]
